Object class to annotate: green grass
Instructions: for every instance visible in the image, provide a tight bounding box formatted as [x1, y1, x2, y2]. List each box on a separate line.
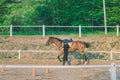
[0, 32, 10, 35]
[0, 54, 12, 59]
[13, 31, 42, 35]
[0, 40, 3, 44]
[0, 31, 119, 36]
[82, 31, 118, 36]
[21, 45, 28, 50]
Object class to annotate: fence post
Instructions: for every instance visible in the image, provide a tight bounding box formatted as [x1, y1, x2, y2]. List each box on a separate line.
[104, 26, 107, 35]
[117, 25, 119, 36]
[110, 50, 113, 60]
[42, 25, 45, 37]
[110, 63, 116, 80]
[79, 25, 81, 37]
[18, 50, 21, 59]
[10, 25, 12, 37]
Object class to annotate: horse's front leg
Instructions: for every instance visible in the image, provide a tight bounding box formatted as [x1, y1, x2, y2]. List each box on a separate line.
[57, 55, 62, 62]
[57, 52, 63, 62]
[57, 49, 64, 62]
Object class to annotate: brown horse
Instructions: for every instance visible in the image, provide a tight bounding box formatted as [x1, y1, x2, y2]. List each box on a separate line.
[46, 37, 91, 65]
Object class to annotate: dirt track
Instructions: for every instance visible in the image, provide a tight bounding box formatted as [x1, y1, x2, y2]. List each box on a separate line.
[0, 68, 111, 80]
[0, 59, 120, 65]
[0, 36, 120, 51]
[0, 59, 120, 80]
[0, 36, 120, 80]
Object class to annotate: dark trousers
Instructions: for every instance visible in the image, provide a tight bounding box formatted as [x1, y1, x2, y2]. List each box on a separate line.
[63, 43, 69, 62]
[63, 52, 68, 61]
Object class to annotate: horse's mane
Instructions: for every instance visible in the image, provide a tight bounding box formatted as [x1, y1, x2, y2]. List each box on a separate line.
[49, 37, 63, 42]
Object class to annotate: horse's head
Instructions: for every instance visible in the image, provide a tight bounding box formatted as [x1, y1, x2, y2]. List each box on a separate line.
[46, 37, 53, 46]
[46, 37, 63, 46]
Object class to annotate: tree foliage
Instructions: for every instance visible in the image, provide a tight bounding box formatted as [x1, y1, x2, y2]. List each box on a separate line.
[0, 0, 119, 31]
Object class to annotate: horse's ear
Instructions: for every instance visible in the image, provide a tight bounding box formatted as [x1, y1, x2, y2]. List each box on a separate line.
[70, 38, 73, 41]
[49, 36, 52, 39]
[49, 36, 54, 39]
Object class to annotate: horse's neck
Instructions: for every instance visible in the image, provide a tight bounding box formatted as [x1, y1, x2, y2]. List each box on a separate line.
[53, 39, 63, 50]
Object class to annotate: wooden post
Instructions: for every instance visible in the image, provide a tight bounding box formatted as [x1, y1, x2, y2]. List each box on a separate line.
[18, 50, 21, 59]
[42, 25, 45, 37]
[10, 25, 12, 37]
[117, 25, 119, 36]
[79, 25, 81, 37]
[103, 0, 107, 35]
[110, 50, 113, 60]
[110, 63, 116, 80]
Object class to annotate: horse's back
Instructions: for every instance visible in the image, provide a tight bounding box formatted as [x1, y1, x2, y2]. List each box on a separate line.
[70, 41, 87, 48]
[72, 41, 90, 48]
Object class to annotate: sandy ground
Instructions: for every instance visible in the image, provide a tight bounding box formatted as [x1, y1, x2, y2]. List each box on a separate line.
[0, 36, 120, 80]
[0, 68, 111, 80]
[0, 59, 120, 80]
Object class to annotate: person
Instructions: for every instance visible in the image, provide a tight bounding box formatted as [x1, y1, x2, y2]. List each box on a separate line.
[63, 39, 72, 65]
[63, 42, 70, 65]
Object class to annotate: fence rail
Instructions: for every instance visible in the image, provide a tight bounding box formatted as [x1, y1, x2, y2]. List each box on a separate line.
[0, 50, 120, 60]
[0, 64, 110, 68]
[0, 25, 119, 37]
[0, 63, 118, 80]
[0, 49, 119, 80]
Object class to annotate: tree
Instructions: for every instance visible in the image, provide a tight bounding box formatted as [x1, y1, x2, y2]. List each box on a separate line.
[0, 0, 12, 31]
[106, 0, 120, 26]
[35, 5, 53, 25]
[0, 0, 120, 27]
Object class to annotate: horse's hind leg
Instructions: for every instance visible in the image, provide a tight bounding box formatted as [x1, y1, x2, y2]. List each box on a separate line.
[84, 54, 88, 65]
[79, 50, 88, 65]
[67, 59, 71, 65]
[82, 53, 88, 65]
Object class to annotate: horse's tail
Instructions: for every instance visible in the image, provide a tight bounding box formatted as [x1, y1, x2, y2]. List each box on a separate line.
[84, 42, 91, 48]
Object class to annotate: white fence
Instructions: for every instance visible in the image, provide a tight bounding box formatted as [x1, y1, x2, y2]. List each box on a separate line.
[0, 50, 120, 80]
[0, 50, 120, 60]
[1, 25, 120, 37]
[0, 63, 119, 80]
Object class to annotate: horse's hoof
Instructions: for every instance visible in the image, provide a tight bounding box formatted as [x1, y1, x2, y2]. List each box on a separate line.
[84, 62, 88, 65]
[59, 60, 62, 62]
[67, 62, 71, 65]
[68, 63, 71, 65]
